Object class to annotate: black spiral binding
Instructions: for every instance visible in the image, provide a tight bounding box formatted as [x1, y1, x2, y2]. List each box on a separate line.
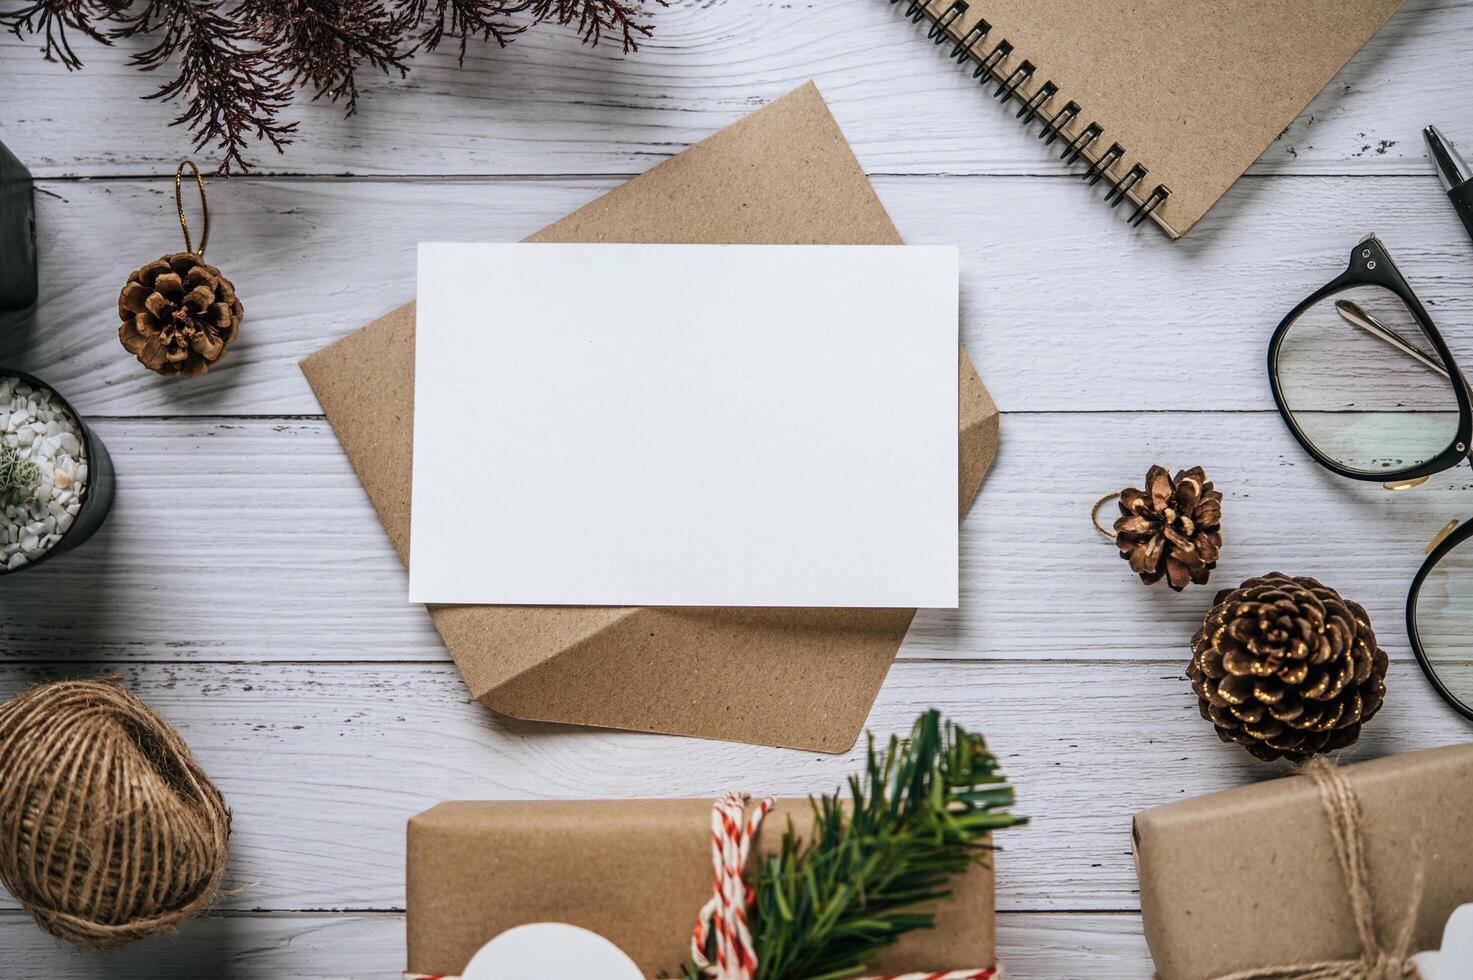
[893, 0, 1170, 228]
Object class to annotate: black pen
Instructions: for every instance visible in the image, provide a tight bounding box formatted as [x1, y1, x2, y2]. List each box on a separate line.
[1425, 125, 1473, 247]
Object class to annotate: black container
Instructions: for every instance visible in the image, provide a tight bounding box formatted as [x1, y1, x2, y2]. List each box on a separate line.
[0, 369, 114, 576]
[0, 140, 38, 311]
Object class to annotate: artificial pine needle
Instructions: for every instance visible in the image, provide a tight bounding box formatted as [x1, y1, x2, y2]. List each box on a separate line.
[680, 710, 1026, 980]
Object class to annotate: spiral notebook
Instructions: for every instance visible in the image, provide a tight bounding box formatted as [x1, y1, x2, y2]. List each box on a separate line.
[892, 0, 1404, 238]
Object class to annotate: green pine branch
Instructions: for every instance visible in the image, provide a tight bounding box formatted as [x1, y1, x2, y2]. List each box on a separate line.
[682, 709, 1026, 980]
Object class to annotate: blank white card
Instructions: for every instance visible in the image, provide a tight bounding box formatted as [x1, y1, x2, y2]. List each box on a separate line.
[409, 243, 959, 608]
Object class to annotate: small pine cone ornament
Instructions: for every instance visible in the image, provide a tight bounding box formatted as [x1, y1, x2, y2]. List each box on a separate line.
[1189, 573, 1388, 762]
[117, 162, 243, 379]
[1112, 465, 1222, 591]
[118, 253, 242, 378]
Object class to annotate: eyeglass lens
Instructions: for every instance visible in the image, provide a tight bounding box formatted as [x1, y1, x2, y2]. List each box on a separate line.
[1413, 538, 1473, 715]
[1276, 283, 1460, 476]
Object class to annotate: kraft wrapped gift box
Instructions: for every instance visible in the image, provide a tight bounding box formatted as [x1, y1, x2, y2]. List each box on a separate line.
[406, 799, 998, 978]
[1132, 743, 1473, 980]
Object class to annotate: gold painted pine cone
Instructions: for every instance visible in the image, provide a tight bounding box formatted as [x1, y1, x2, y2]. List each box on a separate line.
[118, 252, 243, 378]
[1189, 573, 1388, 762]
[1113, 465, 1222, 591]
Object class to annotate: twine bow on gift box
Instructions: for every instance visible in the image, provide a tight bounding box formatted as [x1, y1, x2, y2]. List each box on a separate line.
[1206, 758, 1425, 980]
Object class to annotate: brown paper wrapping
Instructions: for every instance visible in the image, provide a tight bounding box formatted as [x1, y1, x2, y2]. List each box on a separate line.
[1132, 743, 1473, 980]
[406, 799, 995, 977]
[299, 81, 1000, 753]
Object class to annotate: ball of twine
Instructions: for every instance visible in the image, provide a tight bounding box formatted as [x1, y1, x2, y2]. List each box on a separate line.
[0, 678, 231, 949]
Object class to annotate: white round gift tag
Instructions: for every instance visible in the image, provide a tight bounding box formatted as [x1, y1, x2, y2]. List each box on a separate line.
[460, 922, 645, 980]
[1411, 902, 1473, 980]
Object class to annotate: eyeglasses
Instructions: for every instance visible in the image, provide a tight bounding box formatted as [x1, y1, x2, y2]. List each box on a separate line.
[1268, 233, 1473, 722]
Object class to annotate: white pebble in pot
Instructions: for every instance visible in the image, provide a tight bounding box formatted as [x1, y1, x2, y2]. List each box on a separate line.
[0, 376, 89, 570]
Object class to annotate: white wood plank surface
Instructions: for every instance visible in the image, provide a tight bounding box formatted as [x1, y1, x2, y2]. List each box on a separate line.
[4, 0, 1473, 976]
[0, 0, 1468, 179]
[4, 173, 1473, 418]
[0, 661, 1464, 918]
[4, 414, 1473, 665]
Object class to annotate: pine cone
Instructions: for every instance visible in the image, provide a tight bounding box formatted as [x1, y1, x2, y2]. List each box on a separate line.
[1189, 573, 1388, 762]
[118, 252, 243, 378]
[1112, 465, 1222, 591]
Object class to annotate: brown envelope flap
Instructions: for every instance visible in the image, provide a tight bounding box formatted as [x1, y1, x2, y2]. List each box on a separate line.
[477, 604, 917, 753]
[1132, 743, 1473, 980]
[300, 82, 999, 750]
[406, 799, 994, 977]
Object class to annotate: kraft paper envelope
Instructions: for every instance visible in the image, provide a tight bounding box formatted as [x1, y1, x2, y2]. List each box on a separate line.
[300, 81, 999, 752]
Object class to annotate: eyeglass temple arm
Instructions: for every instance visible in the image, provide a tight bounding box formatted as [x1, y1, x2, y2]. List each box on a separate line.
[1335, 300, 1450, 379]
[1426, 517, 1461, 554]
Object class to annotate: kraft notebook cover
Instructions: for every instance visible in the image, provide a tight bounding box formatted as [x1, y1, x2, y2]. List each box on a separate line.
[299, 82, 1000, 753]
[895, 0, 1404, 238]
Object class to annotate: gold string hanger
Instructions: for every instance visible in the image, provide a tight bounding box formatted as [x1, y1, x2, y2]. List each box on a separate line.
[1090, 491, 1121, 539]
[174, 160, 209, 258]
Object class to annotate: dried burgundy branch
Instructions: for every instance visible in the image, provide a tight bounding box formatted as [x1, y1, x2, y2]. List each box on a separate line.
[528, 0, 660, 52]
[115, 0, 298, 174]
[240, 0, 411, 114]
[0, 0, 123, 69]
[399, 0, 527, 63]
[3, 0, 661, 171]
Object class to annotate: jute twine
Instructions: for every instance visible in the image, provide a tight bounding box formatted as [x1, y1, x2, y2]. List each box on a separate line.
[0, 678, 231, 949]
[1206, 757, 1424, 980]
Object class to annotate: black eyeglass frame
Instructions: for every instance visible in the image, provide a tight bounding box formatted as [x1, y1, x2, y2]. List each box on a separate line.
[1267, 234, 1473, 483]
[1268, 234, 1473, 723]
[1408, 518, 1473, 722]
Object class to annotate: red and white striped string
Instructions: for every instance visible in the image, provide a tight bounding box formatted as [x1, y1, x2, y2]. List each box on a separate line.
[403, 792, 999, 980]
[690, 791, 776, 979]
[687, 792, 996, 980]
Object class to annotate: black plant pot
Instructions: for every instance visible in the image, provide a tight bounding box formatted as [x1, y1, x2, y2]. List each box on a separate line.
[0, 140, 38, 312]
[0, 369, 114, 576]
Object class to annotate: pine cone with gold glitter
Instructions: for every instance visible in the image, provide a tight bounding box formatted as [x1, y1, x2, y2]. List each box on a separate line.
[1189, 573, 1387, 762]
[118, 253, 243, 378]
[1112, 465, 1222, 591]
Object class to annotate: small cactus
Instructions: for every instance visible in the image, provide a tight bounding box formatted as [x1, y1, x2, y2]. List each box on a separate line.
[0, 443, 39, 496]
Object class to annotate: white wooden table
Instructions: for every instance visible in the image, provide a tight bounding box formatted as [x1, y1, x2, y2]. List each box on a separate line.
[3, 2, 1472, 976]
